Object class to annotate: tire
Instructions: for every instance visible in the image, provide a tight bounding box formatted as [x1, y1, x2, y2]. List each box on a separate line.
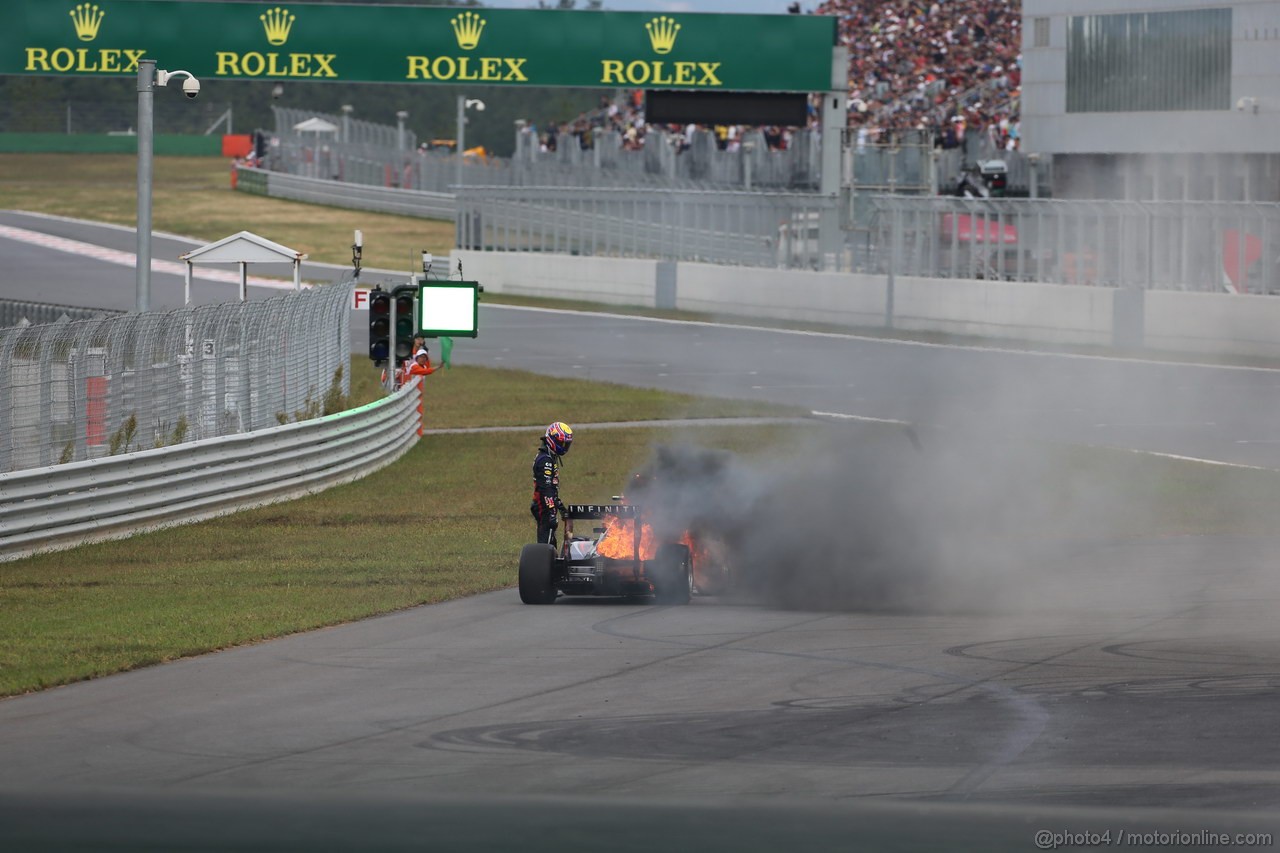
[652, 544, 692, 605]
[518, 544, 558, 605]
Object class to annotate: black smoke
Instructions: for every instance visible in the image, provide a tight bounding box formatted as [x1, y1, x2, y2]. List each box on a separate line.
[626, 425, 1117, 612]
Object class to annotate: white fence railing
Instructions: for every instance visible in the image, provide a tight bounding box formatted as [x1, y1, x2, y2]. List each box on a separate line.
[237, 166, 455, 220]
[0, 380, 423, 562]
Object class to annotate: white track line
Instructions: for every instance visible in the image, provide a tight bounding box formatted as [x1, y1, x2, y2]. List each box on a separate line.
[6, 210, 1278, 375]
[1, 209, 203, 245]
[1092, 445, 1278, 472]
[492, 303, 1280, 375]
[813, 409, 1279, 472]
[810, 410, 914, 426]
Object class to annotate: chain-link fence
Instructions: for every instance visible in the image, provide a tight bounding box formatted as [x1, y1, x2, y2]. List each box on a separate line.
[0, 282, 353, 474]
[863, 195, 1280, 293]
[0, 99, 233, 135]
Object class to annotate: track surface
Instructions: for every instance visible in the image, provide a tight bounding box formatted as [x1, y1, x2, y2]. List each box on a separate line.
[3, 213, 1280, 847]
[7, 210, 1280, 470]
[1, 535, 1279, 847]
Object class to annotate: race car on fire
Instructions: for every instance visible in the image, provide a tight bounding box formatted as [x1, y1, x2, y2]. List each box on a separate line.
[517, 501, 729, 605]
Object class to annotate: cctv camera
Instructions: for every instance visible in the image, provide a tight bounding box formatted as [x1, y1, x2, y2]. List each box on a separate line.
[182, 76, 200, 99]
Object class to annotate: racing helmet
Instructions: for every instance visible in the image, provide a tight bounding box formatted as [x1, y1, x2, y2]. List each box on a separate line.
[544, 422, 573, 456]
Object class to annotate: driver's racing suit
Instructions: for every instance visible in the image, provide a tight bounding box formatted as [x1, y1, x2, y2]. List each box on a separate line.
[531, 442, 565, 546]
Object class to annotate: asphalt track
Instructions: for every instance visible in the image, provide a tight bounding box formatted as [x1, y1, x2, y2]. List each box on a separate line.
[2, 212, 1280, 849]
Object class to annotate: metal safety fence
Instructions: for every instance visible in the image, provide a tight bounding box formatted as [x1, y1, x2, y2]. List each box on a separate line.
[0, 299, 123, 329]
[272, 106, 416, 151]
[264, 104, 828, 192]
[0, 281, 353, 475]
[864, 195, 1280, 293]
[236, 166, 455, 221]
[455, 186, 841, 269]
[0, 378, 420, 562]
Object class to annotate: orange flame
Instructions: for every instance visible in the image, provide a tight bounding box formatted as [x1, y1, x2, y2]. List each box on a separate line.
[596, 514, 659, 561]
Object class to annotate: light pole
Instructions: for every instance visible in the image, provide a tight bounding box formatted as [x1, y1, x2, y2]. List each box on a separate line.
[396, 109, 409, 158]
[136, 60, 200, 313]
[455, 95, 484, 190]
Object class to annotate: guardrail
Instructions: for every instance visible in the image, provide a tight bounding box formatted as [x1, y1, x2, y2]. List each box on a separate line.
[0, 380, 423, 562]
[236, 167, 455, 220]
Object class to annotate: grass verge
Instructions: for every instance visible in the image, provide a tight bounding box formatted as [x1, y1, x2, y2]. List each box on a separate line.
[0, 420, 796, 697]
[0, 153, 454, 270]
[4, 351, 1280, 698]
[350, 359, 804, 429]
[0, 361, 799, 697]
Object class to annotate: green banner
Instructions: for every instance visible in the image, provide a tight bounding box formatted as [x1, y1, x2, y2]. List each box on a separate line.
[7, 1, 835, 92]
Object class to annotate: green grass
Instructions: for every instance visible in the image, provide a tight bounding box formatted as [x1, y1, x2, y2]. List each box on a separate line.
[5, 155, 1280, 697]
[4, 360, 1280, 696]
[354, 360, 803, 429]
[0, 153, 455, 271]
[0, 360, 799, 697]
[0, 416, 797, 697]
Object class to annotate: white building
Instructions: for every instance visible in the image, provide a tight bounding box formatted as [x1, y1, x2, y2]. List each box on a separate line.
[1022, 0, 1280, 200]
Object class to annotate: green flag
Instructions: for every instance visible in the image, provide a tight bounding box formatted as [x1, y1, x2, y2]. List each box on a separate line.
[439, 336, 454, 369]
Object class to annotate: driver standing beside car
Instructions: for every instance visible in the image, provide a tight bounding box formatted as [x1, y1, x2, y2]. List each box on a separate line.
[531, 422, 573, 547]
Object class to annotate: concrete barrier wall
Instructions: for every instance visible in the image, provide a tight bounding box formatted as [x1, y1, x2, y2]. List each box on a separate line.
[676, 263, 886, 327]
[455, 251, 658, 308]
[1146, 290, 1280, 359]
[893, 276, 1115, 346]
[454, 250, 1276, 358]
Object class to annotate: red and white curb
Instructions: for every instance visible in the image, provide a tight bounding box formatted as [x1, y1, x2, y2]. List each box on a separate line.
[0, 223, 303, 291]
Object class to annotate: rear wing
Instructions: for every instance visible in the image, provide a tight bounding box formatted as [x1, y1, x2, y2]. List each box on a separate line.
[563, 504, 641, 520]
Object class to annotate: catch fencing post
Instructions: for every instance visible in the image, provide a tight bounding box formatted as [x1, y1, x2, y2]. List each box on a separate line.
[885, 204, 900, 329]
[818, 45, 849, 271]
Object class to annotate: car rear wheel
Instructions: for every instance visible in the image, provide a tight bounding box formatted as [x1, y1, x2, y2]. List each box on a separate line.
[519, 544, 558, 604]
[652, 544, 691, 605]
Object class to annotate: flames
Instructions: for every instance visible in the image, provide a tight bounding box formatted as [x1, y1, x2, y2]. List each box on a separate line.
[596, 514, 659, 561]
[593, 507, 729, 594]
[595, 512, 709, 566]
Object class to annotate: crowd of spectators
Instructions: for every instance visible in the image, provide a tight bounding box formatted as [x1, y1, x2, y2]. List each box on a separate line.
[530, 91, 802, 156]
[532, 1, 1022, 155]
[816, 0, 1022, 149]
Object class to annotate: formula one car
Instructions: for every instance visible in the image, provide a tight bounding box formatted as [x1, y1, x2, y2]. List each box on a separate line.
[518, 503, 692, 605]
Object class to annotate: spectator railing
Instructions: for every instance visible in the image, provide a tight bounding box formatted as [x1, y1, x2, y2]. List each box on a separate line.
[865, 195, 1280, 293]
[455, 185, 841, 269]
[239, 165, 455, 220]
[263, 113, 826, 194]
[273, 106, 415, 151]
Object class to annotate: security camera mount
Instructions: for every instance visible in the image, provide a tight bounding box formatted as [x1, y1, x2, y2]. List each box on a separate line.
[155, 69, 200, 99]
